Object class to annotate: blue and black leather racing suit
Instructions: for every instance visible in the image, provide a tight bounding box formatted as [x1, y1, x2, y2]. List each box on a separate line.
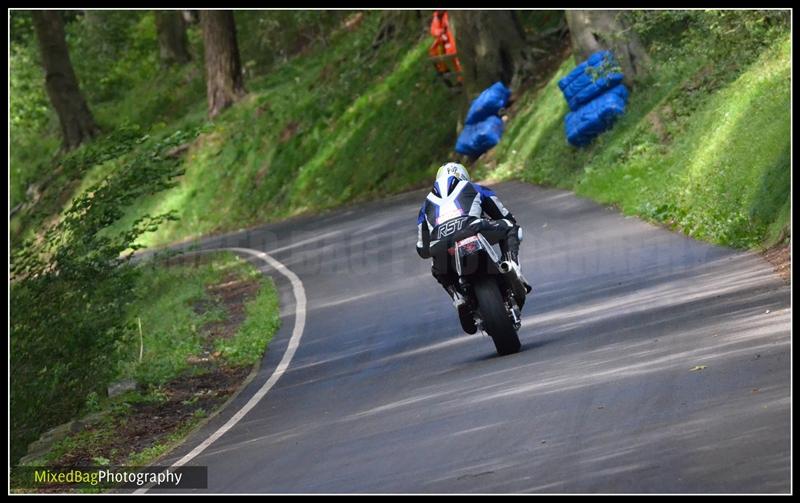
[416, 180, 521, 291]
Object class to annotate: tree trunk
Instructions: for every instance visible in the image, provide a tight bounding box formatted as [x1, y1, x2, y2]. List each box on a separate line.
[200, 10, 245, 119]
[182, 10, 200, 25]
[31, 11, 99, 151]
[449, 11, 531, 102]
[154, 11, 191, 66]
[565, 10, 651, 85]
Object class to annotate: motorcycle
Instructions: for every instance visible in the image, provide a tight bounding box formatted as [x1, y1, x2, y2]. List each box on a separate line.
[439, 217, 528, 356]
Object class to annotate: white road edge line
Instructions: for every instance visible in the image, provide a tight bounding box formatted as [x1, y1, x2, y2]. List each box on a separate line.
[135, 247, 307, 494]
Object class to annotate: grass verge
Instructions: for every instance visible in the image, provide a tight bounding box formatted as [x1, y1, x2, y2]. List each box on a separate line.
[11, 251, 280, 493]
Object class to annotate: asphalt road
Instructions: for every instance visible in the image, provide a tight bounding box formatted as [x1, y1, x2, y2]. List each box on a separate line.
[152, 181, 790, 494]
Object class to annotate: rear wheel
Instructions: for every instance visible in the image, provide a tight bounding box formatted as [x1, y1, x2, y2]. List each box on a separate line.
[473, 276, 521, 355]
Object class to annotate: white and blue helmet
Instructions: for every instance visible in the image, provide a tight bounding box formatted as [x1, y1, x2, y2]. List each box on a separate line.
[436, 162, 470, 183]
[432, 162, 470, 199]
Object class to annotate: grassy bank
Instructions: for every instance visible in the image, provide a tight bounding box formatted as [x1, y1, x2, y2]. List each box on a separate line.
[11, 12, 789, 252]
[483, 30, 790, 250]
[112, 18, 461, 247]
[12, 252, 280, 486]
[17, 12, 788, 254]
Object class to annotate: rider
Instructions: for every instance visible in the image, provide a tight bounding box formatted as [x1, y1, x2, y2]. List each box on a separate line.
[416, 162, 531, 323]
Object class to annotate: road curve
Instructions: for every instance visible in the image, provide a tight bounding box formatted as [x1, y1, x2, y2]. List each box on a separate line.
[152, 181, 790, 493]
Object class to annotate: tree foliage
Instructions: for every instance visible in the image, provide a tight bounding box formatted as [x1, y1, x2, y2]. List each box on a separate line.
[10, 125, 201, 463]
[626, 9, 789, 62]
[235, 11, 349, 76]
[67, 11, 160, 104]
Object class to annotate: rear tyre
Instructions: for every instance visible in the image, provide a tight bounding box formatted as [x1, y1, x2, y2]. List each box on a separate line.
[473, 276, 521, 355]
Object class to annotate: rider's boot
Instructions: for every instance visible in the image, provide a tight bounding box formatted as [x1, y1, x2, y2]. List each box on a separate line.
[446, 284, 477, 334]
[505, 249, 533, 294]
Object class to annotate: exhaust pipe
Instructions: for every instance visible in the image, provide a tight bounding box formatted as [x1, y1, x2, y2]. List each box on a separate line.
[499, 260, 528, 303]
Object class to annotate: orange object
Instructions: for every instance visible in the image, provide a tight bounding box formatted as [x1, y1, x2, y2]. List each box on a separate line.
[428, 10, 462, 84]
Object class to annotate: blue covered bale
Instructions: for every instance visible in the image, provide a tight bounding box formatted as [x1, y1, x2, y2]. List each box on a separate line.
[464, 81, 511, 125]
[455, 115, 505, 157]
[558, 51, 624, 111]
[564, 84, 629, 147]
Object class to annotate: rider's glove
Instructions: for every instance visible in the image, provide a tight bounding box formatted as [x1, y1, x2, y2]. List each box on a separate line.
[416, 244, 431, 259]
